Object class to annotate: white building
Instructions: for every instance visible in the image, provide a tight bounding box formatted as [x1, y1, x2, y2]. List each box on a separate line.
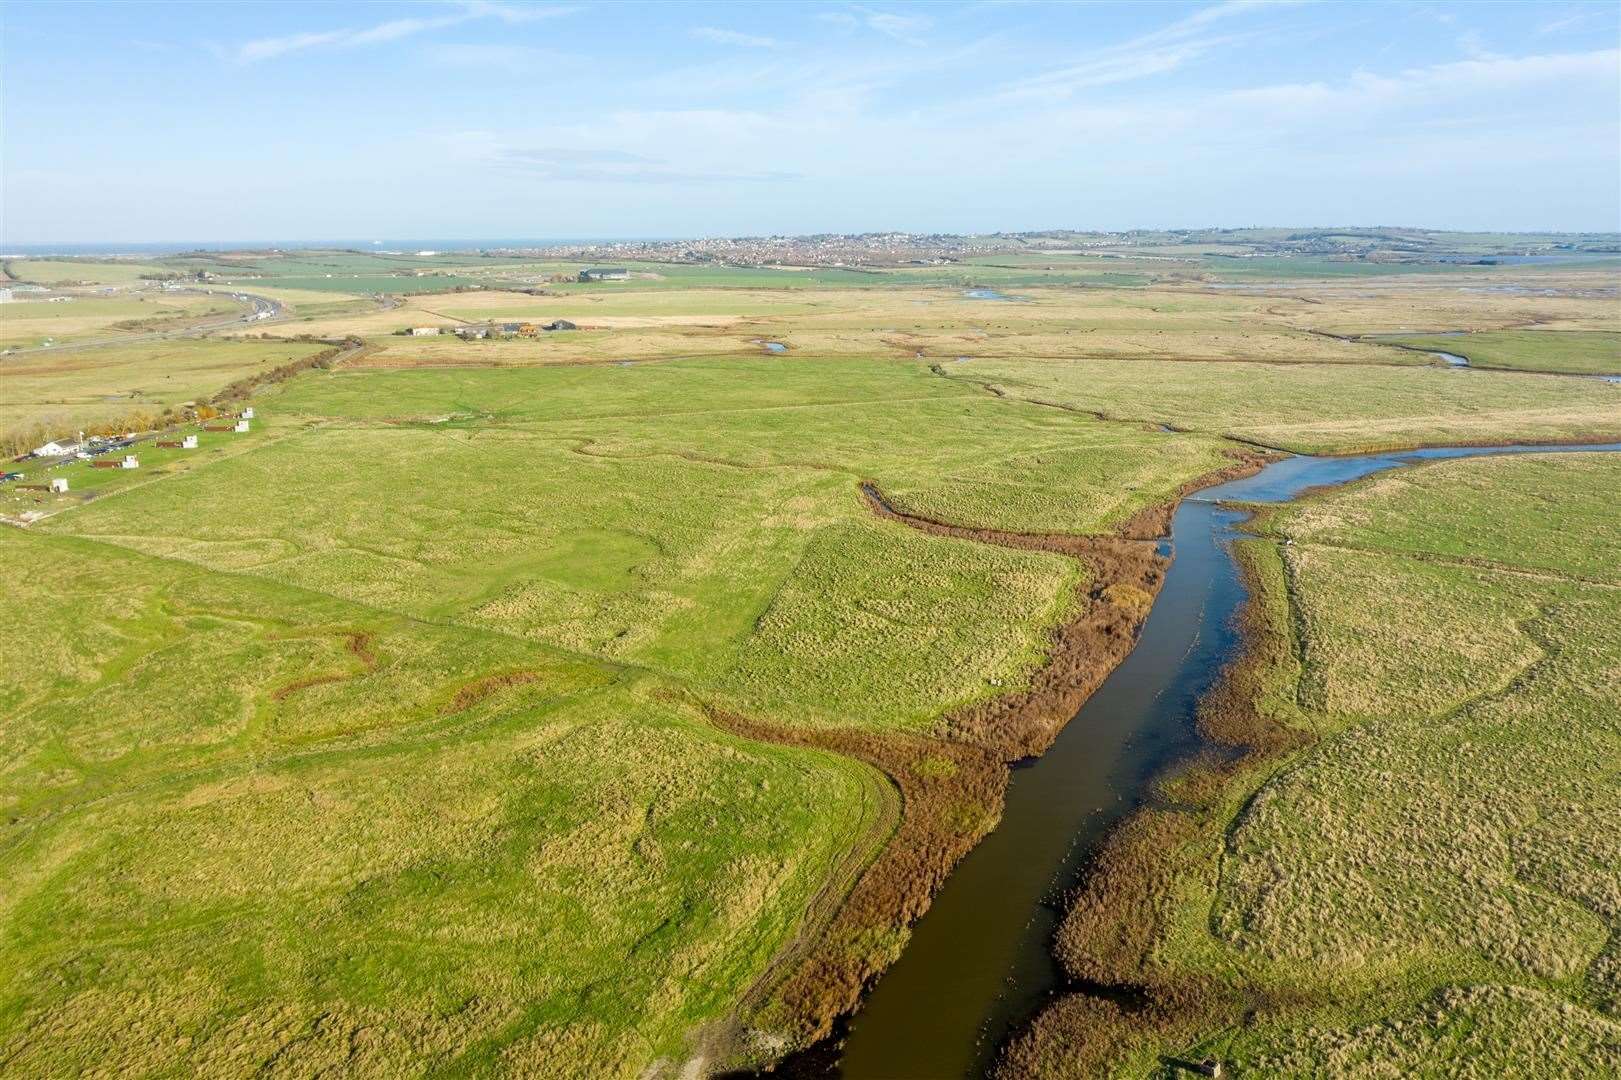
[181, 435, 199, 449]
[234, 420, 250, 433]
[32, 441, 76, 458]
[240, 407, 255, 419]
[48, 478, 69, 493]
[409, 326, 440, 336]
[120, 455, 139, 469]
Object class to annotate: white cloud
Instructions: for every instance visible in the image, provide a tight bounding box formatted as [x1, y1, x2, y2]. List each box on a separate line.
[234, 2, 574, 63]
[692, 27, 779, 49]
[996, 0, 1307, 98]
[818, 6, 933, 45]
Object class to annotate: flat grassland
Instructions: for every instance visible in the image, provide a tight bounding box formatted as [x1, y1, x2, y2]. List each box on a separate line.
[961, 354, 1621, 452]
[0, 338, 334, 451]
[1005, 452, 1621, 1077]
[5, 252, 1621, 1078]
[4, 350, 1230, 1075]
[0, 293, 239, 348]
[1383, 329, 1621, 375]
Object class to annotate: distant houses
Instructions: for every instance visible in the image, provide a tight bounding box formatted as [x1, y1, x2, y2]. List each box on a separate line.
[408, 326, 441, 336]
[578, 268, 629, 282]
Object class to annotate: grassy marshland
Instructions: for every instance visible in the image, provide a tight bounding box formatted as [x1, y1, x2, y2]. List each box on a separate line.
[1006, 452, 1621, 1078]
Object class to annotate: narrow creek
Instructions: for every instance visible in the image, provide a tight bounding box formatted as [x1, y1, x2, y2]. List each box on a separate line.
[801, 440, 1621, 1080]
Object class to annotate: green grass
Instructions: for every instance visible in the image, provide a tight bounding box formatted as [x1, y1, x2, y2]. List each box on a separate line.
[1041, 452, 1621, 1077]
[0, 338, 334, 453]
[0, 528, 879, 1077]
[6, 351, 1235, 1075]
[1382, 330, 1621, 375]
[961, 355, 1621, 452]
[4, 259, 170, 285]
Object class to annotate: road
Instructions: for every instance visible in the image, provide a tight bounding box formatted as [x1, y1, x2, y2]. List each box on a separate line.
[1, 287, 286, 357]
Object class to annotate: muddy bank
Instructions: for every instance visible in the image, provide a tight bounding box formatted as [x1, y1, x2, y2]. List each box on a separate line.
[998, 541, 1304, 1077]
[710, 454, 1269, 1071]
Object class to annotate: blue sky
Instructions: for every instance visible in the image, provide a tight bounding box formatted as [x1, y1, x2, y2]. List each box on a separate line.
[3, 0, 1618, 242]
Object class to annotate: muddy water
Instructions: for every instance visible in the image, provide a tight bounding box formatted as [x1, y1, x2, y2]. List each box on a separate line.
[817, 441, 1621, 1080]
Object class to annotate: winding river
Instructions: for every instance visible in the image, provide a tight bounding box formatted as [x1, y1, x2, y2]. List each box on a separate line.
[811, 440, 1621, 1080]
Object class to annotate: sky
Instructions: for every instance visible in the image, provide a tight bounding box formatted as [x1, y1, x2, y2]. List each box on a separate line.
[2, 0, 1618, 243]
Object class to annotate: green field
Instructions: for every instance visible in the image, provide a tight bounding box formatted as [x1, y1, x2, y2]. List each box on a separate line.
[1006, 452, 1621, 1077]
[5, 242, 1621, 1077]
[6, 350, 1231, 1074]
[1382, 329, 1621, 375]
[961, 355, 1621, 452]
[0, 338, 335, 455]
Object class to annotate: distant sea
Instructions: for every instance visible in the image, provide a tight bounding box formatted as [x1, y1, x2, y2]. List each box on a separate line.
[0, 239, 670, 257]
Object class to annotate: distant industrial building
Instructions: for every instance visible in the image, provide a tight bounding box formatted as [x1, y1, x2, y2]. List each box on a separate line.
[578, 268, 629, 282]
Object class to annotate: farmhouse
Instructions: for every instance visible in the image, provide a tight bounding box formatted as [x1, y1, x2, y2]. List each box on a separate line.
[579, 267, 629, 282]
[456, 326, 489, 339]
[409, 326, 441, 336]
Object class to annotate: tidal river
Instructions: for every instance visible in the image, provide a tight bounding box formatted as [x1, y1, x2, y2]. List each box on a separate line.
[809, 440, 1621, 1080]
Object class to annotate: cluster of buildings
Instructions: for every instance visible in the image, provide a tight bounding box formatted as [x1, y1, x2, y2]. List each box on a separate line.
[406, 320, 578, 339]
[7, 408, 258, 497]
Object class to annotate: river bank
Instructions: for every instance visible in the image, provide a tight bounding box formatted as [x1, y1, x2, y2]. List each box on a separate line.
[1001, 442, 1621, 1078]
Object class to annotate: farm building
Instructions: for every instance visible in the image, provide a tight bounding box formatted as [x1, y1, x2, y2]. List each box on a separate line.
[578, 268, 629, 282]
[409, 327, 441, 336]
[455, 326, 489, 339]
[543, 320, 578, 331]
[31, 441, 78, 458]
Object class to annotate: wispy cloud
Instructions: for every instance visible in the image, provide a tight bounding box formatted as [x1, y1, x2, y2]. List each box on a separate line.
[235, 1, 573, 63]
[691, 27, 779, 49]
[999, 0, 1306, 98]
[1537, 12, 1594, 35]
[819, 6, 933, 45]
